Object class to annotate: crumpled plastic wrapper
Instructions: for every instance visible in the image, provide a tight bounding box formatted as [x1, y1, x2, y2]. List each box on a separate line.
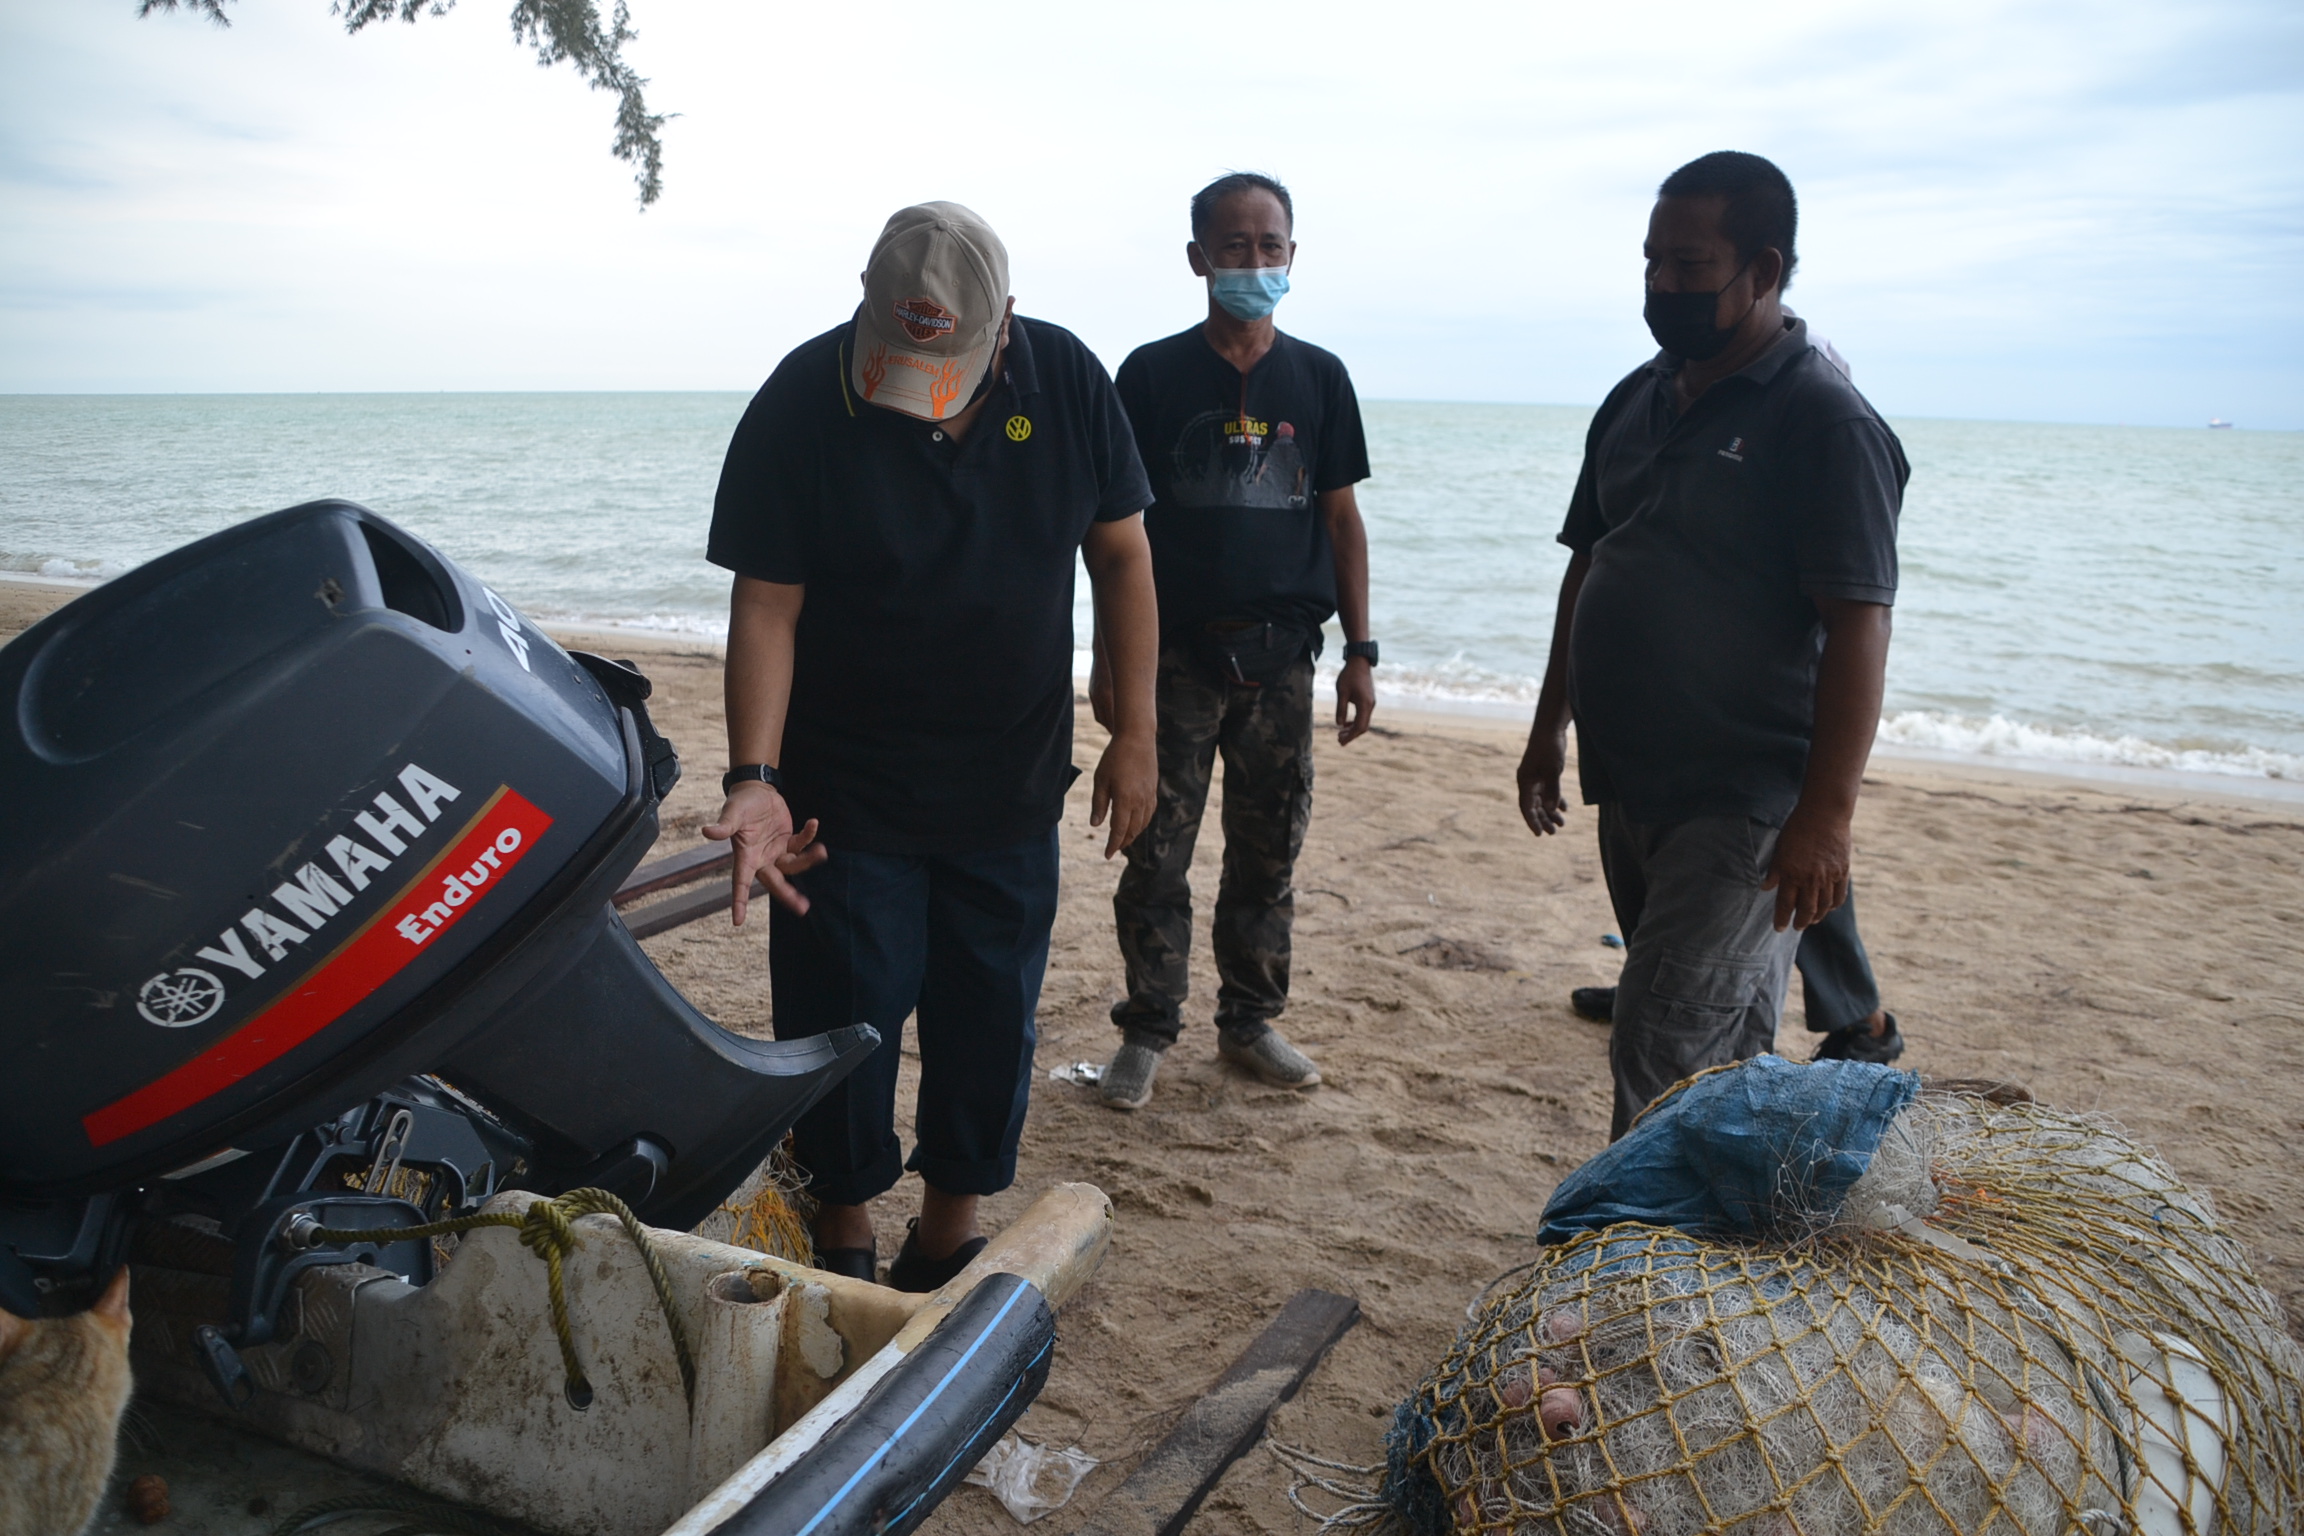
[965, 1431, 1099, 1524]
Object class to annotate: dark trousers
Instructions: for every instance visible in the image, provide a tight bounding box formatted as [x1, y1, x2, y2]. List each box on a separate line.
[1598, 806, 1800, 1140]
[1111, 649, 1315, 1047]
[769, 827, 1059, 1207]
[1795, 890, 1882, 1033]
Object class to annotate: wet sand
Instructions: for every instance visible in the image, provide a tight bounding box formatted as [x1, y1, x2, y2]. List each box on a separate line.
[8, 583, 2301, 1535]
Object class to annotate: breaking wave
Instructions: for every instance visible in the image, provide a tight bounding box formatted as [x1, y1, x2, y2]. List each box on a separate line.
[0, 553, 132, 583]
[1873, 709, 2300, 780]
[532, 609, 731, 641]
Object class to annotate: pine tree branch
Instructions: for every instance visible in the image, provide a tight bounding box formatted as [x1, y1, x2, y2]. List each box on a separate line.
[136, 0, 669, 206]
[136, 0, 234, 25]
[337, 1, 457, 28]
[507, 0, 668, 207]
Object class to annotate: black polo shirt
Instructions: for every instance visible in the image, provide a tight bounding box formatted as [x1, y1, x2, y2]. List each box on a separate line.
[1560, 316, 1907, 827]
[1115, 328, 1370, 641]
[708, 315, 1151, 854]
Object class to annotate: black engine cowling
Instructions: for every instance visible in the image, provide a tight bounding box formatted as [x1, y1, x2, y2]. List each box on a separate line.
[0, 501, 872, 1324]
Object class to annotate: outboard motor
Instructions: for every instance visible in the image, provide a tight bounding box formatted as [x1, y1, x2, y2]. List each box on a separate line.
[0, 502, 873, 1385]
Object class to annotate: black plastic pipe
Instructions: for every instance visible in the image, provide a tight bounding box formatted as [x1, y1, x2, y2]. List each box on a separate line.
[707, 1271, 1057, 1536]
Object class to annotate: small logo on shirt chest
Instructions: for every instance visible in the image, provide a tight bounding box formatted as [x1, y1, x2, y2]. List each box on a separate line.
[1005, 415, 1032, 441]
[1717, 436, 1747, 463]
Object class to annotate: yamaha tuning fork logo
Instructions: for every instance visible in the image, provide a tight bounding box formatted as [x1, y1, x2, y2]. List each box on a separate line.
[137, 968, 226, 1027]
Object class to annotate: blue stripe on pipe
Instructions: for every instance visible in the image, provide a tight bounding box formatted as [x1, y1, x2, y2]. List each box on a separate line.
[876, 1336, 1054, 1533]
[791, 1278, 1034, 1536]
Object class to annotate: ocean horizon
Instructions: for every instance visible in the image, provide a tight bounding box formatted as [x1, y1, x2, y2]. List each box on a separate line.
[5, 391, 2299, 783]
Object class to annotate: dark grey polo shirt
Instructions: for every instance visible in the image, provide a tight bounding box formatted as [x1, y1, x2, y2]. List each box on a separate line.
[1559, 316, 1907, 827]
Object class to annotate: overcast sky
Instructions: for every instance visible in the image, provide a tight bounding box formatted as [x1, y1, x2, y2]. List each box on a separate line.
[3, 0, 2298, 426]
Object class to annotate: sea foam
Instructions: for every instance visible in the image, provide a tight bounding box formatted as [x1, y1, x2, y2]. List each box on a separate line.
[1874, 710, 2302, 781]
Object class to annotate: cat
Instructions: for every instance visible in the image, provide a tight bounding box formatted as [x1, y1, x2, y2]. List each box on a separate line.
[0, 1269, 134, 1536]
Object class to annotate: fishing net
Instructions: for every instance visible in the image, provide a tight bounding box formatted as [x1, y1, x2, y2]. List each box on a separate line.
[690, 1135, 817, 1265]
[1285, 1063, 2304, 1536]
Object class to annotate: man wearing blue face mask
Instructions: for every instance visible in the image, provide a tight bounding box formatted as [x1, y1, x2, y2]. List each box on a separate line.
[1093, 172, 1376, 1111]
[1517, 151, 1908, 1139]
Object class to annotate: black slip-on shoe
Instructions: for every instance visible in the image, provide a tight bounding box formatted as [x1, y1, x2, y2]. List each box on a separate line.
[1570, 985, 1617, 1023]
[812, 1245, 879, 1284]
[886, 1218, 989, 1294]
[1814, 1012, 1906, 1065]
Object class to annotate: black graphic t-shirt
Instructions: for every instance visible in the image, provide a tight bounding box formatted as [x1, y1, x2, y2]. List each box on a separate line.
[1115, 328, 1370, 640]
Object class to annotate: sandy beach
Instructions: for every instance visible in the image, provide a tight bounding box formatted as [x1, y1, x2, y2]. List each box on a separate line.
[555, 615, 2304, 1534]
[8, 580, 2301, 1535]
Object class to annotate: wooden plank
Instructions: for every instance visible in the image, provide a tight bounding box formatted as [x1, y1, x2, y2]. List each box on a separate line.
[619, 874, 763, 940]
[1077, 1288, 1360, 1536]
[613, 841, 733, 907]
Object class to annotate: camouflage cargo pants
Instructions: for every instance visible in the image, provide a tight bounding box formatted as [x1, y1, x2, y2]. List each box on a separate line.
[1111, 647, 1315, 1048]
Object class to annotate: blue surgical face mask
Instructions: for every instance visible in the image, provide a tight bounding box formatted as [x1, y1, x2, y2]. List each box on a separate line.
[1205, 260, 1290, 321]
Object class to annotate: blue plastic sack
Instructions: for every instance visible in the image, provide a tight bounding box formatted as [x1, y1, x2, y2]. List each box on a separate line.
[1538, 1056, 1920, 1245]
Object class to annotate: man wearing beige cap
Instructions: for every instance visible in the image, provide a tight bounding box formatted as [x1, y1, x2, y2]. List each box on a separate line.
[703, 203, 1160, 1290]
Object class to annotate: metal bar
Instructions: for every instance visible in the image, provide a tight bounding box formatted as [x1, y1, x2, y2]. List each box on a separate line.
[614, 841, 735, 906]
[620, 876, 762, 940]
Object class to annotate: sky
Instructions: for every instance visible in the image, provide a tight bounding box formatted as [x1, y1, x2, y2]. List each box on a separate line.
[2, 0, 2300, 427]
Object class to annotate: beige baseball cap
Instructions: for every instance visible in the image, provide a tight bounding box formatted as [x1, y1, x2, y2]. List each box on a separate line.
[850, 202, 1010, 421]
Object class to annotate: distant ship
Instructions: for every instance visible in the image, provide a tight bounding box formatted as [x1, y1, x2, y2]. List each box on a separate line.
[2208, 418, 2235, 429]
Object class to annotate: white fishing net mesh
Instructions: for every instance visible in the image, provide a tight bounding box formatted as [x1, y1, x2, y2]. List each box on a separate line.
[1372, 1093, 2304, 1535]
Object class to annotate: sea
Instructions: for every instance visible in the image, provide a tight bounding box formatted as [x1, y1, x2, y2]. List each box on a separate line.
[3, 393, 2299, 782]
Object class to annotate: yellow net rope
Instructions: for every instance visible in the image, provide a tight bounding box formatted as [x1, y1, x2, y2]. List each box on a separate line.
[691, 1136, 818, 1266]
[1294, 1092, 2304, 1535]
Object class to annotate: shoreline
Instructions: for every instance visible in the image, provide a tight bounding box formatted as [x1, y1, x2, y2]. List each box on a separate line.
[5, 574, 2298, 811]
[537, 618, 2304, 810]
[1368, 699, 2304, 813]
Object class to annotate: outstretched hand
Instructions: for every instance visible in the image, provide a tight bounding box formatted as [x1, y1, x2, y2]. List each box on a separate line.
[1762, 802, 1851, 931]
[700, 783, 827, 924]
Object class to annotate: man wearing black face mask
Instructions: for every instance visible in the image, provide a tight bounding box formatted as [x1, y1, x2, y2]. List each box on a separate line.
[1517, 152, 1908, 1139]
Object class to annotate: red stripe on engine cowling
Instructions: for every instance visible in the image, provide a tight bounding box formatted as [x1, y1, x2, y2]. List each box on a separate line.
[83, 786, 555, 1149]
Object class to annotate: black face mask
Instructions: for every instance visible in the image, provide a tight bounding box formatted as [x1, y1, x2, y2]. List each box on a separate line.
[1643, 261, 1752, 362]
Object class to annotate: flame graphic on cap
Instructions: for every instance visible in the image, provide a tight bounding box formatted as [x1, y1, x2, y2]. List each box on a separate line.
[861, 342, 888, 401]
[928, 359, 965, 419]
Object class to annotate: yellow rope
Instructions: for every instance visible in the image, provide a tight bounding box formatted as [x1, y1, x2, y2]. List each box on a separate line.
[720, 1182, 815, 1264]
[703, 1135, 818, 1265]
[308, 1186, 696, 1414]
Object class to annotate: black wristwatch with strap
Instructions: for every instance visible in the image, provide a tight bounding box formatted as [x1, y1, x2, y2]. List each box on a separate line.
[722, 763, 784, 795]
[1343, 640, 1380, 666]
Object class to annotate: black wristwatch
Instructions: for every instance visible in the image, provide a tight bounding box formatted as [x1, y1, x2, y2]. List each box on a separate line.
[722, 763, 784, 795]
[1343, 640, 1380, 666]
